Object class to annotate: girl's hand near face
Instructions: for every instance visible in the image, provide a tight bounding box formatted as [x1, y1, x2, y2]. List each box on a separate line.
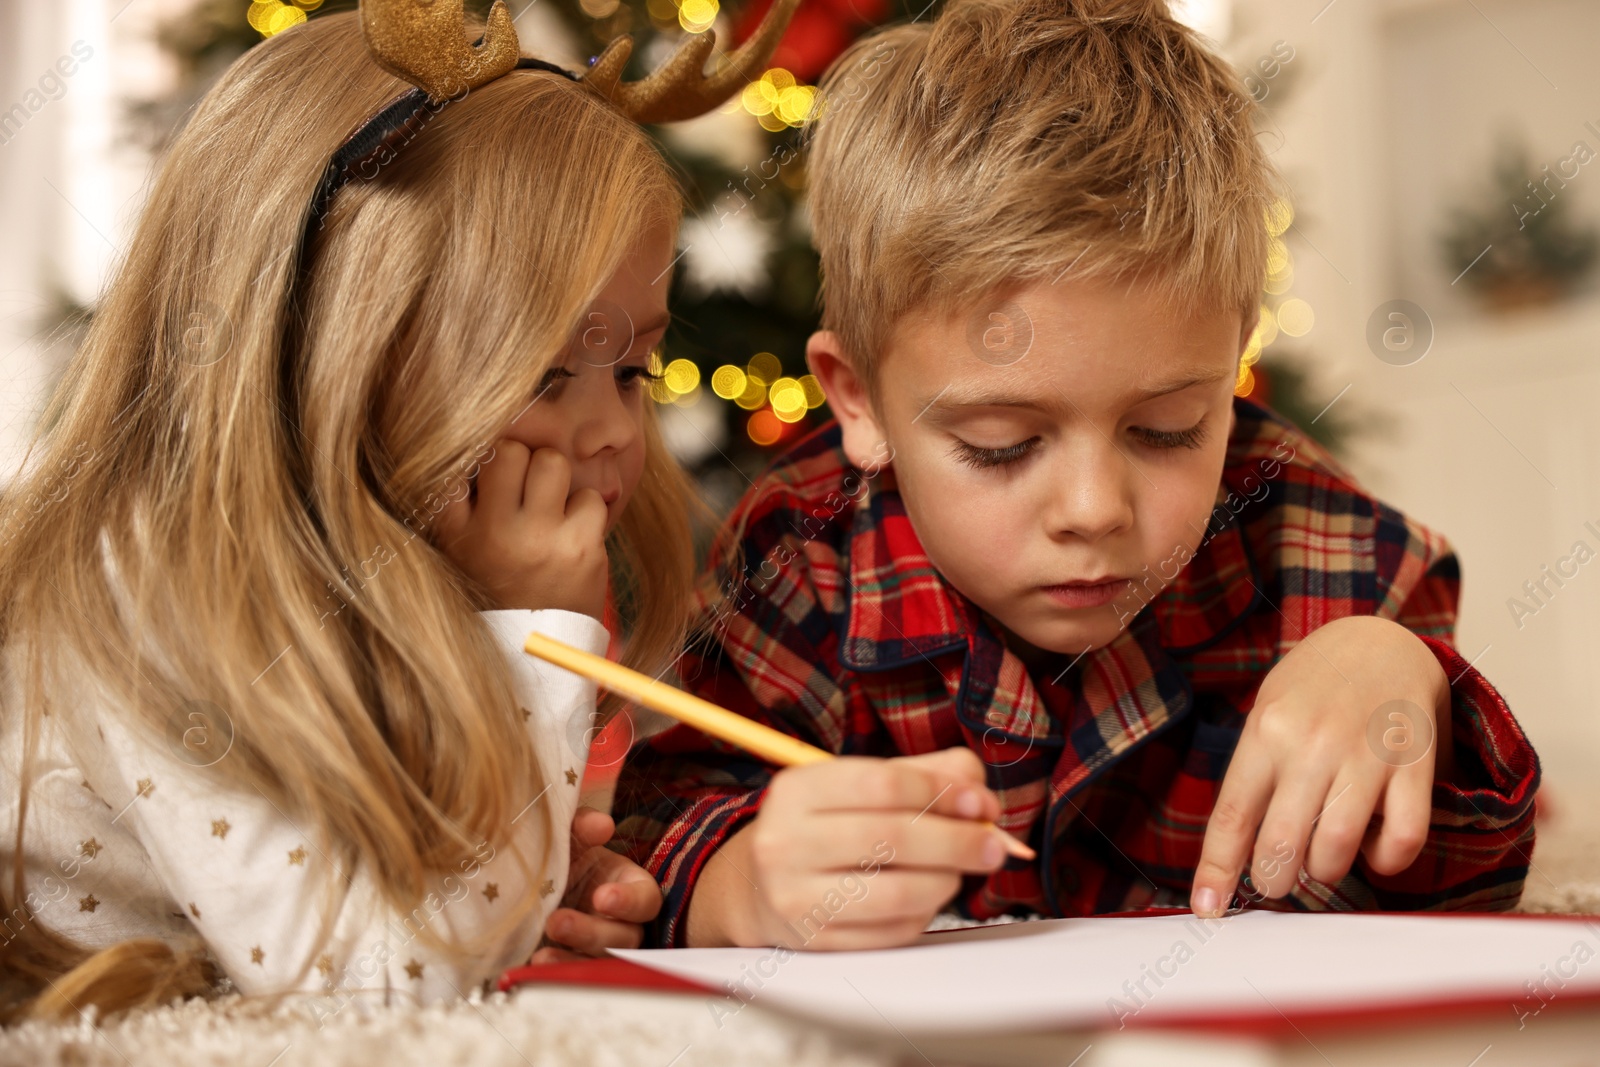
[435, 440, 609, 619]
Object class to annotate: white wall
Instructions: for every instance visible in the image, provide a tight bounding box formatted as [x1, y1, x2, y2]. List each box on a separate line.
[1229, 0, 1600, 792]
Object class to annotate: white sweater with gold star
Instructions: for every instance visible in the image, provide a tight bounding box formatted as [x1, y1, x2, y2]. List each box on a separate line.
[0, 607, 604, 1008]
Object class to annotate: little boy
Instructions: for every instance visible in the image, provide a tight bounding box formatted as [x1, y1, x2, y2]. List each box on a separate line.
[614, 0, 1539, 949]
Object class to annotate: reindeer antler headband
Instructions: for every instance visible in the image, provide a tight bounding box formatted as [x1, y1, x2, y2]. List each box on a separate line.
[305, 0, 803, 234]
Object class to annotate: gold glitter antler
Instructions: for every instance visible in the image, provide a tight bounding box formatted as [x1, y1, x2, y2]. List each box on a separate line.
[582, 0, 804, 124]
[361, 0, 521, 100]
[359, 0, 802, 122]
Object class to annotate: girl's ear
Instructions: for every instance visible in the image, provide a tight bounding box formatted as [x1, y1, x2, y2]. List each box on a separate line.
[805, 331, 889, 469]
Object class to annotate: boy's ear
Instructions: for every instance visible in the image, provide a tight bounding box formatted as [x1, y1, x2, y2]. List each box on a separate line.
[805, 331, 889, 470]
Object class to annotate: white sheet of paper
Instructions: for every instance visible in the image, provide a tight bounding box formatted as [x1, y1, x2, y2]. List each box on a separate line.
[614, 912, 1600, 1035]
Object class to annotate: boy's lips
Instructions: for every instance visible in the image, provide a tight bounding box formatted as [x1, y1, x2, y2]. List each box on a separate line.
[1039, 577, 1132, 609]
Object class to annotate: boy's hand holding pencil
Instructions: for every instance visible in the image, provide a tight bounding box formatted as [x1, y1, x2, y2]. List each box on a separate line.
[686, 749, 1013, 950]
[522, 631, 1033, 951]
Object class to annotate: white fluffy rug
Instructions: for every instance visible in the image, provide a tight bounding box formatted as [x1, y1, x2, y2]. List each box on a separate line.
[5, 794, 1596, 1067]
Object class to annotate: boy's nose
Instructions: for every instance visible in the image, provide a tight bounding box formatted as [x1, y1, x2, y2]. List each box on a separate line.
[1044, 445, 1135, 543]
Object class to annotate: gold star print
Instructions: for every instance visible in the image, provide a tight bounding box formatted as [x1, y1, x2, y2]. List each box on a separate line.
[212, 818, 231, 839]
[520, 706, 531, 722]
[188, 902, 201, 919]
[564, 768, 578, 786]
[482, 882, 499, 903]
[316, 955, 334, 978]
[80, 838, 101, 859]
[404, 959, 424, 981]
[251, 946, 264, 965]
[287, 846, 307, 866]
[135, 777, 154, 798]
[539, 879, 555, 898]
[79, 895, 99, 913]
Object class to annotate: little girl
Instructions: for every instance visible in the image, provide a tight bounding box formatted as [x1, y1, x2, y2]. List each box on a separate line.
[0, 1, 792, 1020]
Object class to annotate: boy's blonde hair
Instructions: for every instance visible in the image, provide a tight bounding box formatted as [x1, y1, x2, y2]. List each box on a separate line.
[805, 0, 1279, 383]
[0, 13, 697, 1019]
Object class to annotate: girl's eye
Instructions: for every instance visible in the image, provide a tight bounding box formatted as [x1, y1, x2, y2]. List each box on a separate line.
[1133, 422, 1208, 450]
[535, 366, 575, 398]
[951, 437, 1040, 469]
[617, 363, 666, 389]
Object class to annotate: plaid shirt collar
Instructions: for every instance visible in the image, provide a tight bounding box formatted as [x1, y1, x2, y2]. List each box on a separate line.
[834, 438, 1268, 794]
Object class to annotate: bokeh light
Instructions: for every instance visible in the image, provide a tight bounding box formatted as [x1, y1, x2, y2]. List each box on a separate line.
[711, 364, 747, 400]
[1276, 298, 1315, 337]
[747, 409, 783, 446]
[679, 0, 718, 33]
[798, 374, 826, 409]
[663, 358, 700, 395]
[746, 352, 782, 385]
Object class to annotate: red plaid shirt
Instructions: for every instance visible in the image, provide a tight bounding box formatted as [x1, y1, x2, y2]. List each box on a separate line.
[614, 398, 1540, 947]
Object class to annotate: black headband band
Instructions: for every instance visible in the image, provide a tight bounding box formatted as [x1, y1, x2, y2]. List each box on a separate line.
[302, 55, 581, 244]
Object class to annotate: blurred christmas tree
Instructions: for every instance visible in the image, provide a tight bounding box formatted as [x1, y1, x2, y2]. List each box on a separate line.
[1439, 133, 1600, 312]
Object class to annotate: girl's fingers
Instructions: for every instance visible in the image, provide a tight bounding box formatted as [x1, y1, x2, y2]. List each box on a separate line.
[477, 438, 533, 520]
[569, 808, 614, 852]
[1249, 763, 1334, 899]
[1362, 765, 1433, 875]
[578, 858, 664, 923]
[1305, 773, 1384, 885]
[1192, 743, 1274, 917]
[521, 446, 573, 519]
[528, 945, 585, 965]
[545, 907, 644, 955]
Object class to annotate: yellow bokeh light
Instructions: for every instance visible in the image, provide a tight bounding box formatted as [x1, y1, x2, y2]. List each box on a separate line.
[798, 374, 825, 408]
[1242, 334, 1262, 364]
[1266, 237, 1290, 277]
[1264, 266, 1294, 295]
[1256, 305, 1279, 347]
[1234, 365, 1256, 397]
[775, 85, 817, 126]
[735, 378, 768, 410]
[679, 0, 718, 32]
[746, 352, 782, 386]
[711, 364, 748, 400]
[291, 0, 325, 9]
[644, 0, 678, 21]
[742, 82, 775, 117]
[1276, 298, 1315, 337]
[1265, 199, 1293, 238]
[663, 358, 700, 395]
[769, 377, 807, 416]
[747, 410, 782, 446]
[774, 404, 807, 423]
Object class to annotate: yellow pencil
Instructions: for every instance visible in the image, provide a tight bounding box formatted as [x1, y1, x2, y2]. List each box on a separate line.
[522, 630, 1037, 861]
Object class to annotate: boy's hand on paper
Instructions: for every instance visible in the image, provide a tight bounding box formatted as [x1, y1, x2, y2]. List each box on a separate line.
[532, 808, 662, 962]
[1191, 616, 1453, 917]
[686, 748, 1009, 950]
[435, 440, 608, 619]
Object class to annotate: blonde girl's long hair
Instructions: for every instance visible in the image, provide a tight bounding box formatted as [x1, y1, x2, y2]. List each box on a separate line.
[0, 12, 697, 1021]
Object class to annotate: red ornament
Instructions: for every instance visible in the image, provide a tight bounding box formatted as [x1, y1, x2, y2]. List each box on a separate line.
[732, 0, 890, 83]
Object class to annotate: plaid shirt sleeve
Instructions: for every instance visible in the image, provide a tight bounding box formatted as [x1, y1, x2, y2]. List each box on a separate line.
[611, 489, 850, 947]
[1284, 520, 1540, 912]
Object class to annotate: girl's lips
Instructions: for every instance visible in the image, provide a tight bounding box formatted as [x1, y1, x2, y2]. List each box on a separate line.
[1040, 578, 1132, 609]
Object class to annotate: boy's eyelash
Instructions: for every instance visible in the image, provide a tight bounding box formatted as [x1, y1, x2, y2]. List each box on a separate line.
[951, 437, 1040, 469]
[1134, 422, 1208, 450]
